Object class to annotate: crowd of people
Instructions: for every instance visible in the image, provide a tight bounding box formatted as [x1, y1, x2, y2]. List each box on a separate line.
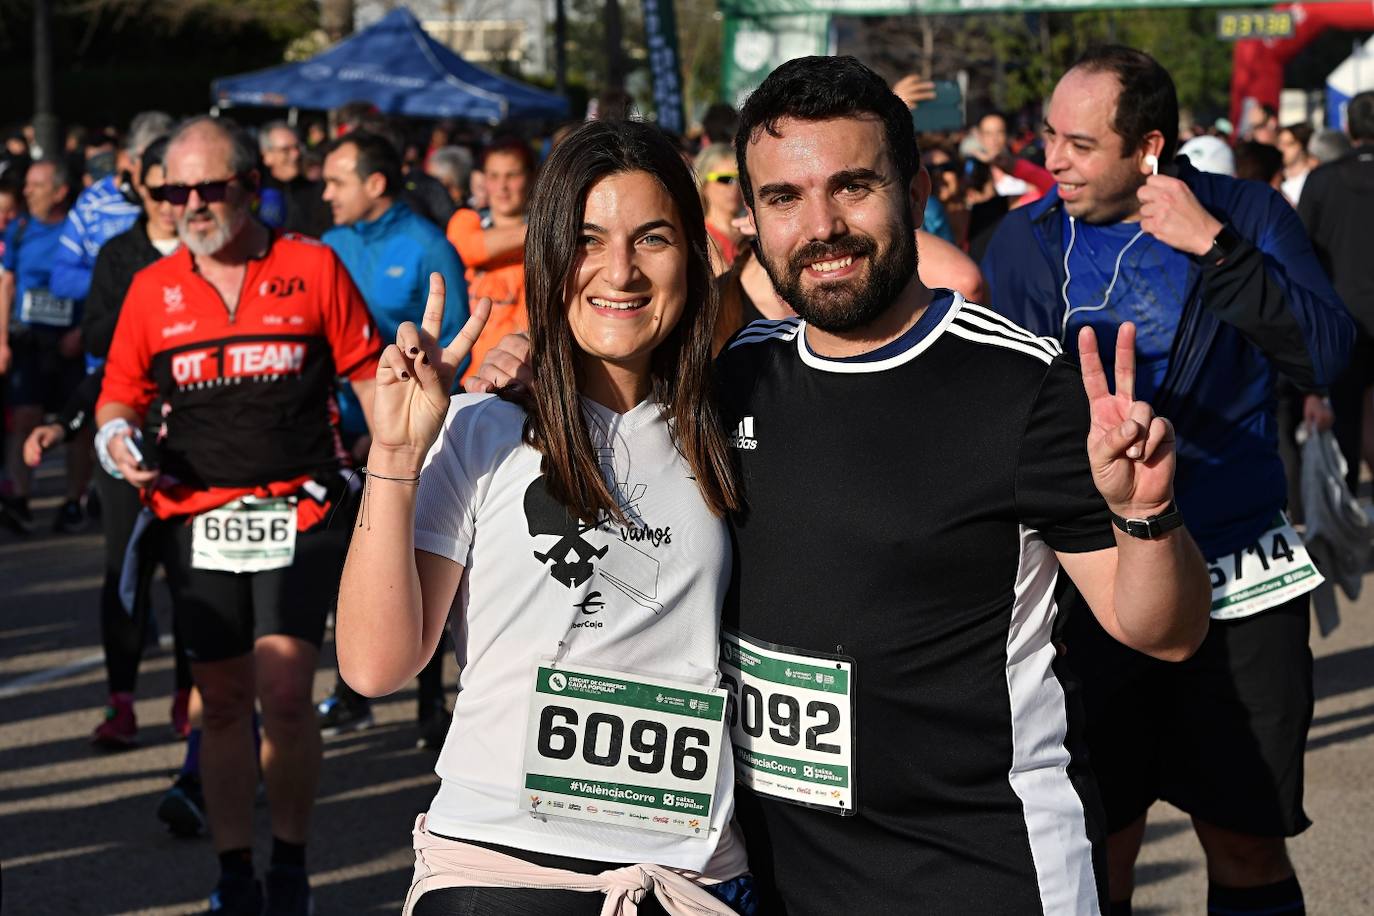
[2, 42, 1372, 916]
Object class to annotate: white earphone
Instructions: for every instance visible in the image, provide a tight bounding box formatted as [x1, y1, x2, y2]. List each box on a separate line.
[1145, 154, 1159, 175]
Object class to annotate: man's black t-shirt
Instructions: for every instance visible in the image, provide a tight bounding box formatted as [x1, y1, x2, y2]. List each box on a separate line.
[716, 292, 1115, 915]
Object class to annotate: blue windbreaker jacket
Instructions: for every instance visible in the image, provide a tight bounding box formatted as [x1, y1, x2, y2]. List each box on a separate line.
[981, 157, 1354, 559]
[51, 175, 141, 303]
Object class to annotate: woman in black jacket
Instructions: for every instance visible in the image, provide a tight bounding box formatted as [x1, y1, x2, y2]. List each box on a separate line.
[82, 137, 180, 360]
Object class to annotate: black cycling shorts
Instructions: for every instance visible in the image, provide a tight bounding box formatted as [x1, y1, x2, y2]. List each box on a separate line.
[1067, 593, 1313, 838]
[160, 499, 356, 664]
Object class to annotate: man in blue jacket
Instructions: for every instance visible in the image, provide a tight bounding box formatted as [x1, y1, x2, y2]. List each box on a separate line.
[982, 46, 1353, 916]
[319, 129, 467, 747]
[321, 131, 469, 345]
[50, 111, 173, 304]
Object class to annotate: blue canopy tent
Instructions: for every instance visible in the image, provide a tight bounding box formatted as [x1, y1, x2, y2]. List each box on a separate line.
[211, 7, 567, 122]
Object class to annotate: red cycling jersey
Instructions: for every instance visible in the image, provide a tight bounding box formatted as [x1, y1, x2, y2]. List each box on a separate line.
[99, 232, 381, 506]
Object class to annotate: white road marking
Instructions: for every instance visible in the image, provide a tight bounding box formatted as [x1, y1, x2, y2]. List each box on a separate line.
[0, 650, 105, 699]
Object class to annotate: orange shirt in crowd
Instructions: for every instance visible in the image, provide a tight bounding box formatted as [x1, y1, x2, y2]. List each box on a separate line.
[446, 208, 526, 381]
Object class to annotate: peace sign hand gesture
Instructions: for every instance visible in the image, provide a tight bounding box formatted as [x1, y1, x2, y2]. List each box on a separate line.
[1080, 322, 1176, 518]
[368, 273, 490, 475]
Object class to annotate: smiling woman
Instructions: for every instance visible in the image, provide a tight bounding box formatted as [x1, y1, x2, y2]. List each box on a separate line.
[335, 119, 754, 915]
[522, 121, 737, 524]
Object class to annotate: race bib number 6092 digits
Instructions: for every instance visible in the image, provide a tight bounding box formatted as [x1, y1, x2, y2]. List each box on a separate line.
[719, 630, 856, 815]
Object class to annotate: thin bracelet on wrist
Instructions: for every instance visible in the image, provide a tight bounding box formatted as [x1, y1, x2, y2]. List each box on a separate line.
[359, 467, 421, 484]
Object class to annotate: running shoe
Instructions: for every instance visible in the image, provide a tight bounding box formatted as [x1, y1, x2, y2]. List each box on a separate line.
[91, 693, 138, 748]
[207, 874, 263, 915]
[0, 495, 33, 535]
[53, 498, 87, 533]
[264, 865, 313, 916]
[157, 773, 207, 837]
[171, 688, 192, 739]
[416, 700, 452, 751]
[316, 692, 373, 736]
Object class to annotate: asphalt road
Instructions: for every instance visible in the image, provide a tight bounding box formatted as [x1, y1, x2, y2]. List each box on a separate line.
[2, 454, 1372, 914]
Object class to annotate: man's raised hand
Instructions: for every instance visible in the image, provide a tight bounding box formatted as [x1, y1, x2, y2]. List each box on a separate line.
[462, 331, 532, 395]
[369, 274, 490, 472]
[1079, 322, 1176, 517]
[1137, 174, 1224, 257]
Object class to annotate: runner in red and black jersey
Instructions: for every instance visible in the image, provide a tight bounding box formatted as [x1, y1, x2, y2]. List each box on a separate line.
[95, 116, 380, 916]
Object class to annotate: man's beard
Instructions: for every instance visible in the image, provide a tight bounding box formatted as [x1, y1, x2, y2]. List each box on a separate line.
[178, 205, 246, 256]
[757, 213, 918, 333]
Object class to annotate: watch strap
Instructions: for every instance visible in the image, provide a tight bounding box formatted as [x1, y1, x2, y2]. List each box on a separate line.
[1204, 224, 1241, 266]
[1111, 501, 1184, 539]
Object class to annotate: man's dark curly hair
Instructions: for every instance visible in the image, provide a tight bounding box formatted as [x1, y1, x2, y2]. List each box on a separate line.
[733, 55, 919, 209]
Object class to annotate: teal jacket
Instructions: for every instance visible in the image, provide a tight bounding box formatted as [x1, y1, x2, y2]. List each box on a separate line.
[324, 201, 470, 435]
[323, 200, 469, 347]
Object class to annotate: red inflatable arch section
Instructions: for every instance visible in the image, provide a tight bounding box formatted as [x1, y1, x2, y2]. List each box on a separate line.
[1231, 1, 1374, 128]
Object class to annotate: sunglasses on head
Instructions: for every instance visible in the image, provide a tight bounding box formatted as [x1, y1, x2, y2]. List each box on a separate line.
[705, 171, 738, 185]
[152, 175, 245, 205]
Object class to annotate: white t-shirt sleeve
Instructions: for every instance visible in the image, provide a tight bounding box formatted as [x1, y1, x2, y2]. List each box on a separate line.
[413, 394, 520, 564]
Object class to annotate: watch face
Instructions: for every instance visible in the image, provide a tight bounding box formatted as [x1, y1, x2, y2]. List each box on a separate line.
[1214, 225, 1240, 258]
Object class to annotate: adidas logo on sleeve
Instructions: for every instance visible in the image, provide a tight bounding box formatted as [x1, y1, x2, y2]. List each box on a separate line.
[730, 416, 758, 450]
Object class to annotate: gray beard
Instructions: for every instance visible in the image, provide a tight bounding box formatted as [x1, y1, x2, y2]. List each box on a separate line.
[178, 207, 246, 257]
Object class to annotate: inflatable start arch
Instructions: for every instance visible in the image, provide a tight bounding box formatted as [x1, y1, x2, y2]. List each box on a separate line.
[1231, 1, 1374, 128]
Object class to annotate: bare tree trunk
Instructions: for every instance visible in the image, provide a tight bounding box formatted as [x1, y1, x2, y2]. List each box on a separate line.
[605, 0, 624, 91]
[320, 0, 354, 43]
[555, 0, 568, 97]
[32, 0, 59, 160]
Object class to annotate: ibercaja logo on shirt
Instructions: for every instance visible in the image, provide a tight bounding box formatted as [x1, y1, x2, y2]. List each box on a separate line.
[170, 340, 306, 388]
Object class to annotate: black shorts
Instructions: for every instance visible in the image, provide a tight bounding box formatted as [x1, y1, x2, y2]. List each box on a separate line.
[1065, 594, 1313, 838]
[160, 496, 357, 664]
[7, 327, 85, 410]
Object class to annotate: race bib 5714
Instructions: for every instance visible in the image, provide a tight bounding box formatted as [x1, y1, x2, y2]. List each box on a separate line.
[1208, 515, 1323, 620]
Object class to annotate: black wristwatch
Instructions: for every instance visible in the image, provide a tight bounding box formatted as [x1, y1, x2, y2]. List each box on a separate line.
[1201, 224, 1241, 266]
[1111, 502, 1184, 540]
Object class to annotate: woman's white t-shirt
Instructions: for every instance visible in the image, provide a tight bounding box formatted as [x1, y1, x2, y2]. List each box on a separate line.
[413, 393, 734, 870]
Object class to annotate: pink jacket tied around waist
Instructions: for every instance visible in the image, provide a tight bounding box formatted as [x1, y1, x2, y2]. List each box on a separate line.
[403, 813, 749, 916]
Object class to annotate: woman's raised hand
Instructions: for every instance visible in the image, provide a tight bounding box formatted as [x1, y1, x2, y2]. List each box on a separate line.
[370, 273, 490, 472]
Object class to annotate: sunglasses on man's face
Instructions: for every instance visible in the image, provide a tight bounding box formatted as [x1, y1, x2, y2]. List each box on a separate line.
[705, 171, 738, 185]
[153, 176, 244, 205]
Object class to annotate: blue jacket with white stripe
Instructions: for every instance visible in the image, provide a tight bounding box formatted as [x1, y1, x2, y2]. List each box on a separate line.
[50, 175, 141, 303]
[981, 157, 1354, 559]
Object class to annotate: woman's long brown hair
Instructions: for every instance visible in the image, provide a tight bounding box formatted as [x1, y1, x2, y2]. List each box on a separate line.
[513, 119, 740, 525]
